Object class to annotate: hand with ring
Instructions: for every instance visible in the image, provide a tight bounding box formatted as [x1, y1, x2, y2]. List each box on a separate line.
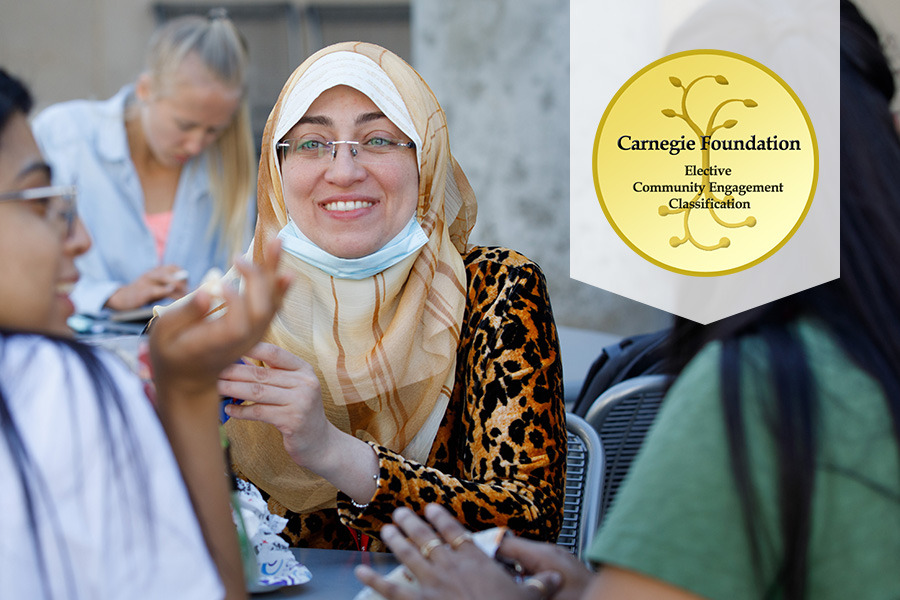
[419, 538, 445, 561]
[354, 504, 562, 600]
[496, 531, 595, 600]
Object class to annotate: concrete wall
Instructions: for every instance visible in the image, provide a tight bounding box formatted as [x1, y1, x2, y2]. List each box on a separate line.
[2, 0, 155, 110]
[411, 0, 672, 334]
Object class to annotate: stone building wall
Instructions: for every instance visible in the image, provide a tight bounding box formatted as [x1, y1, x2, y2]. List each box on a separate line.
[411, 0, 671, 334]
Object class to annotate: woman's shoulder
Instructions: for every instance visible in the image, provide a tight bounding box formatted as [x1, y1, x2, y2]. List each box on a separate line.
[457, 246, 555, 343]
[0, 334, 141, 403]
[462, 245, 538, 270]
[794, 317, 894, 444]
[671, 317, 892, 456]
[728, 317, 883, 405]
[0, 332, 92, 366]
[460, 246, 549, 301]
[32, 88, 128, 145]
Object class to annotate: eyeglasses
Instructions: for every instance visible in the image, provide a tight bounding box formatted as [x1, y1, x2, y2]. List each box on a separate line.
[277, 136, 416, 164]
[0, 185, 78, 239]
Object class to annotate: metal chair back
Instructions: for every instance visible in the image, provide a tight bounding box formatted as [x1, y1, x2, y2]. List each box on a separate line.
[584, 374, 672, 527]
[556, 413, 603, 562]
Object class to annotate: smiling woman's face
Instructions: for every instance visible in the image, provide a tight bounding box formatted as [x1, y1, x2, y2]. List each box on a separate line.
[279, 85, 419, 259]
[0, 113, 90, 336]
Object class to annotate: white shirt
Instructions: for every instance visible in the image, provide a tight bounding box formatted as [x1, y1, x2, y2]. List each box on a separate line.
[31, 86, 255, 315]
[0, 335, 223, 599]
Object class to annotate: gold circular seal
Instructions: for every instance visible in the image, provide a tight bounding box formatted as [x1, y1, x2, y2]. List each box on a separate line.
[593, 50, 817, 276]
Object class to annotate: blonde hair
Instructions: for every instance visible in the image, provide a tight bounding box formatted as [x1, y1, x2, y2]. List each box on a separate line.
[144, 10, 255, 258]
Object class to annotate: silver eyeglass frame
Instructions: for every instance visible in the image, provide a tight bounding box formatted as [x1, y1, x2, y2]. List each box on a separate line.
[0, 185, 78, 238]
[276, 139, 416, 160]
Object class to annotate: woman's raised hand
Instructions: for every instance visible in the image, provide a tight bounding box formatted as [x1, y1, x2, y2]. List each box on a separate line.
[218, 341, 381, 503]
[149, 238, 291, 396]
[217, 342, 335, 465]
[149, 238, 290, 600]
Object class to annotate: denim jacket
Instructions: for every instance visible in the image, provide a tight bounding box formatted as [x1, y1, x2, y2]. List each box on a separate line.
[32, 85, 255, 315]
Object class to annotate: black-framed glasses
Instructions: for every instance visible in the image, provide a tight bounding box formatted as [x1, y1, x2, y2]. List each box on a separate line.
[277, 136, 416, 165]
[0, 185, 78, 239]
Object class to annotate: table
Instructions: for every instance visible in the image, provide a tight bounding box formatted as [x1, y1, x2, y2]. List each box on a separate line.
[69, 313, 148, 337]
[251, 548, 399, 599]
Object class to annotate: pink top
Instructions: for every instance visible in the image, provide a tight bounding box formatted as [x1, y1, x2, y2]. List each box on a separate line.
[144, 210, 173, 262]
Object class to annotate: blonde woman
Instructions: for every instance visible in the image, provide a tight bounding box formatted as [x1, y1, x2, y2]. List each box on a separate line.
[33, 10, 255, 315]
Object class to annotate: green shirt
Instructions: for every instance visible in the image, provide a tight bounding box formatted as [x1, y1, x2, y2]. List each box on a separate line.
[587, 319, 900, 599]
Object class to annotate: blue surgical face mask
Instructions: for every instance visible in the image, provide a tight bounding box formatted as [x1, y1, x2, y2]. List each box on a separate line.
[277, 216, 428, 279]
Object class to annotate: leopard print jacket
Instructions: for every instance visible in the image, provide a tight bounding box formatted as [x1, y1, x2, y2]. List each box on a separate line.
[242, 246, 566, 550]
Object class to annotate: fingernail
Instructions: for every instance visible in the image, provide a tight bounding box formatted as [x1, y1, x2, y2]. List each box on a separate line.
[548, 572, 562, 587]
[381, 524, 398, 538]
[354, 564, 372, 577]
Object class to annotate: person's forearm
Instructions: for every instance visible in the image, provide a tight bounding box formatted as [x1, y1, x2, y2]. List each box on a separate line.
[338, 443, 562, 539]
[157, 386, 247, 600]
[294, 428, 380, 505]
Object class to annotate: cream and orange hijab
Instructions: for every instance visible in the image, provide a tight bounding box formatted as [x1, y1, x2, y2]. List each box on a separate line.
[226, 42, 477, 513]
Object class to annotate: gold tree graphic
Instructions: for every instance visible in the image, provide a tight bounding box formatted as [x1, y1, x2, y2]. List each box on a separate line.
[658, 74, 758, 250]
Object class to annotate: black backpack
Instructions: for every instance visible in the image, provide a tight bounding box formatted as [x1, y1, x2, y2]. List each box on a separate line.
[571, 328, 671, 417]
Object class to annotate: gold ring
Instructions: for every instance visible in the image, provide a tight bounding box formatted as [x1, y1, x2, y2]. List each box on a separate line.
[449, 532, 473, 550]
[419, 538, 444, 560]
[523, 577, 549, 599]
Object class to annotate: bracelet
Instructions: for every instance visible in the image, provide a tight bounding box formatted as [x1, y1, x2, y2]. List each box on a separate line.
[350, 473, 379, 509]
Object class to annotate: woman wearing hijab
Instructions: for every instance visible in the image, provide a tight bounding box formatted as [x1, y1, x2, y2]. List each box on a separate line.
[217, 42, 566, 550]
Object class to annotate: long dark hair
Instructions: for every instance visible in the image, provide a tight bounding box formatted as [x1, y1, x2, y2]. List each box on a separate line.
[0, 70, 152, 598]
[0, 68, 32, 130]
[665, 2, 900, 597]
[0, 331, 155, 599]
